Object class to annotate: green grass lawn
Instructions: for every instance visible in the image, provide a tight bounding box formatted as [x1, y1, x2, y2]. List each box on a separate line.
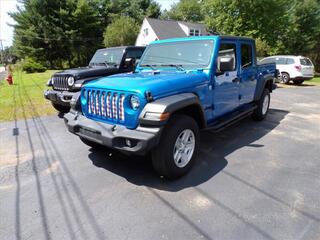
[309, 77, 320, 84]
[0, 70, 59, 121]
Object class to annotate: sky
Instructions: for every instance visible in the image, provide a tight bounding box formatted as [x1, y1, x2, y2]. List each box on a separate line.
[0, 0, 178, 48]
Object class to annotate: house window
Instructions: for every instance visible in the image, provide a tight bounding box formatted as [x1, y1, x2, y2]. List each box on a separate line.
[143, 28, 148, 36]
[189, 29, 201, 36]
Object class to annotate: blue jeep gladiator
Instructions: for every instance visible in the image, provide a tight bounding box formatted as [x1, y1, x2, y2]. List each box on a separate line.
[64, 36, 276, 179]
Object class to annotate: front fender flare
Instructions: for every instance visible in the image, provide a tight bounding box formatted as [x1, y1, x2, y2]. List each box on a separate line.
[139, 93, 205, 126]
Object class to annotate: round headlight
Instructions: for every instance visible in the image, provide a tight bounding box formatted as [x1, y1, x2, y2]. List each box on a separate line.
[130, 95, 140, 110]
[67, 76, 75, 86]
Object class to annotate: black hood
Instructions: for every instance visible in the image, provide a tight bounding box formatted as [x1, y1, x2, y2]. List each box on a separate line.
[53, 66, 119, 80]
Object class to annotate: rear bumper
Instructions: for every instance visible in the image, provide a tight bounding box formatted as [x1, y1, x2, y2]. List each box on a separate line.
[44, 89, 78, 106]
[64, 111, 162, 155]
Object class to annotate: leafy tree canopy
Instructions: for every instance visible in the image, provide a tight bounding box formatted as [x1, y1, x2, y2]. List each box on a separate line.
[103, 16, 139, 47]
[10, 0, 160, 68]
[162, 0, 204, 22]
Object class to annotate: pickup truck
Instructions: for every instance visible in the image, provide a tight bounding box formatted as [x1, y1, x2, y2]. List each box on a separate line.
[44, 46, 145, 112]
[64, 36, 277, 179]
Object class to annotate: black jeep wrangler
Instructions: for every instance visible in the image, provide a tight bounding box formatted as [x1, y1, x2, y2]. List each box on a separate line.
[44, 46, 145, 112]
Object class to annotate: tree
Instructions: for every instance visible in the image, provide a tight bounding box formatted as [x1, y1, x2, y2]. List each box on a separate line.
[201, 0, 320, 70]
[105, 0, 161, 23]
[12, 0, 107, 68]
[202, 0, 288, 53]
[162, 0, 204, 22]
[10, 0, 161, 68]
[103, 16, 139, 47]
[284, 0, 320, 71]
[69, 0, 105, 66]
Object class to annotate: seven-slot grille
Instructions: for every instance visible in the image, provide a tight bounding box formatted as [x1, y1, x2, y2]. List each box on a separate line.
[86, 89, 125, 122]
[52, 75, 69, 90]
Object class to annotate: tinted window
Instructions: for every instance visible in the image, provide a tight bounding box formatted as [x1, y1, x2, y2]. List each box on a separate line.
[260, 58, 274, 64]
[274, 57, 286, 64]
[286, 58, 294, 64]
[241, 44, 253, 68]
[217, 43, 237, 71]
[300, 58, 313, 66]
[126, 50, 144, 59]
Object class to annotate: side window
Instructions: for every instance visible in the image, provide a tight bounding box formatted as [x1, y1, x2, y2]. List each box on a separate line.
[275, 57, 286, 64]
[217, 43, 237, 73]
[286, 58, 294, 64]
[241, 44, 253, 69]
[260, 58, 273, 64]
[126, 50, 144, 60]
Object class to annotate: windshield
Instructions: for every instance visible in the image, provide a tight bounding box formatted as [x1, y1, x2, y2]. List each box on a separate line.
[89, 48, 124, 66]
[139, 40, 214, 70]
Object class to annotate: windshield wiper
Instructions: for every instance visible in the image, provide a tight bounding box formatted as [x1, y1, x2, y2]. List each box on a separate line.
[91, 62, 118, 67]
[159, 64, 185, 71]
[140, 64, 157, 70]
[105, 62, 118, 67]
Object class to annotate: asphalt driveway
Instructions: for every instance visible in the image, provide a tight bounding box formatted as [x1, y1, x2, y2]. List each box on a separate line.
[0, 86, 319, 240]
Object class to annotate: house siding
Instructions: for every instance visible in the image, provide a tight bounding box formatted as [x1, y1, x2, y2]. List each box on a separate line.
[178, 22, 190, 36]
[135, 19, 158, 46]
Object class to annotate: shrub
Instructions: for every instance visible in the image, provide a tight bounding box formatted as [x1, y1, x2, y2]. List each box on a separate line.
[22, 58, 47, 73]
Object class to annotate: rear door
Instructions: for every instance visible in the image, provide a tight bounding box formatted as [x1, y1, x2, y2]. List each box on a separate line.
[299, 57, 314, 77]
[239, 41, 257, 104]
[213, 41, 240, 117]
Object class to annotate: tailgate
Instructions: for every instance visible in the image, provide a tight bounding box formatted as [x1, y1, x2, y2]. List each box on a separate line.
[300, 58, 314, 76]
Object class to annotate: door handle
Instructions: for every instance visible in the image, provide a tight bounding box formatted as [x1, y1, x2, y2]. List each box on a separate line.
[232, 78, 240, 83]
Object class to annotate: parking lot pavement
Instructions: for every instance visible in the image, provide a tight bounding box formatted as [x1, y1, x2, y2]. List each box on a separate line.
[1, 86, 319, 240]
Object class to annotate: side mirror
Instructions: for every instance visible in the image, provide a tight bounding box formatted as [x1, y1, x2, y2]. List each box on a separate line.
[218, 57, 234, 73]
[124, 58, 135, 69]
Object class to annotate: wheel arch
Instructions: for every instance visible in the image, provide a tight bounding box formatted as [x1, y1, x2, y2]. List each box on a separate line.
[254, 77, 274, 101]
[139, 93, 206, 129]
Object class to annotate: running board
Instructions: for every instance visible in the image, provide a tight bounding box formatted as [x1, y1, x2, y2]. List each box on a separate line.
[205, 105, 257, 132]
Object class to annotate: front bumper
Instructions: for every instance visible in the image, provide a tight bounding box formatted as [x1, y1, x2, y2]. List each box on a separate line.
[64, 111, 162, 155]
[44, 89, 78, 106]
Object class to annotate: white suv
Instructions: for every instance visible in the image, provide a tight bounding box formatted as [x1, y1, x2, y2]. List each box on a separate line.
[260, 55, 314, 84]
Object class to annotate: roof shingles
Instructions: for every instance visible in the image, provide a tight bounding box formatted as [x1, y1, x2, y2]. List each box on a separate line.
[146, 18, 208, 40]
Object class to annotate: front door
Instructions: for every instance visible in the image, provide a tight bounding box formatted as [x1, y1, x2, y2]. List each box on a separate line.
[213, 42, 240, 118]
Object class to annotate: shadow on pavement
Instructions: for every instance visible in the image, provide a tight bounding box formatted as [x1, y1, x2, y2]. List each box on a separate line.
[88, 108, 289, 192]
[14, 75, 106, 240]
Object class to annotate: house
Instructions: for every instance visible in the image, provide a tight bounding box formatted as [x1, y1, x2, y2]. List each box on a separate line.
[135, 18, 210, 46]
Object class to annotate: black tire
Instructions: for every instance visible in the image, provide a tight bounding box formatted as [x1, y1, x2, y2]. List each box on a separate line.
[151, 114, 200, 180]
[80, 137, 103, 149]
[281, 72, 290, 84]
[252, 89, 270, 121]
[52, 102, 70, 113]
[293, 80, 304, 85]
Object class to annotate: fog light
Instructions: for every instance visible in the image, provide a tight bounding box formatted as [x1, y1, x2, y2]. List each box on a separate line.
[125, 139, 132, 147]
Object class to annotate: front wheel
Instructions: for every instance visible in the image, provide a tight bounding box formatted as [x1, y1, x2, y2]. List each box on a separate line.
[252, 89, 270, 121]
[151, 115, 199, 179]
